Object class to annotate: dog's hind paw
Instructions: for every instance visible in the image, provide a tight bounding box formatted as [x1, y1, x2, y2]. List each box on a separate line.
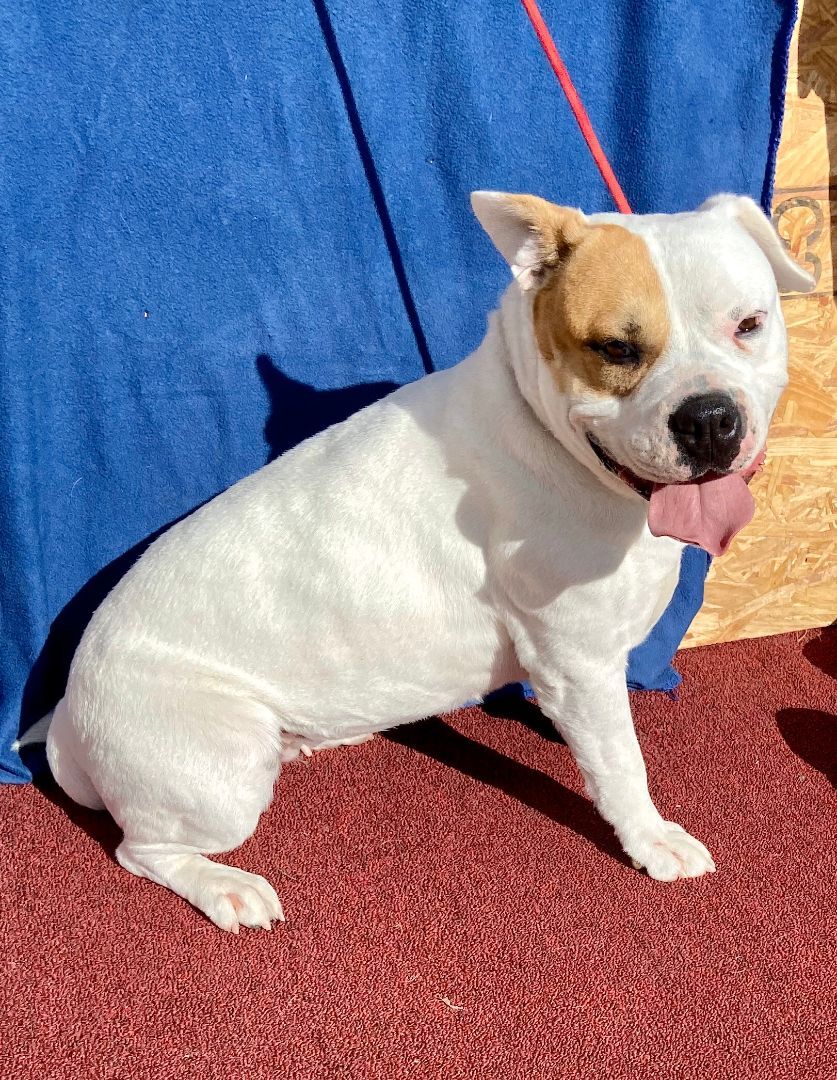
[624, 820, 716, 882]
[117, 843, 286, 934]
[194, 865, 285, 934]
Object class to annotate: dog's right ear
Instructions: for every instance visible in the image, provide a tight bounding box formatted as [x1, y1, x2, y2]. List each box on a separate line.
[470, 192, 587, 290]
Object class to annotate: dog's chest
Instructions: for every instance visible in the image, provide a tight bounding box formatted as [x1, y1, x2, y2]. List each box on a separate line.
[619, 536, 684, 640]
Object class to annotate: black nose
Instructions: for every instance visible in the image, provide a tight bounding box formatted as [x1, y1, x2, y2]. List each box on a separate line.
[668, 393, 744, 473]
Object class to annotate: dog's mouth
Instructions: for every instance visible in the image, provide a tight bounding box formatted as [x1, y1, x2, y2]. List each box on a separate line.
[585, 434, 766, 557]
[587, 436, 656, 499]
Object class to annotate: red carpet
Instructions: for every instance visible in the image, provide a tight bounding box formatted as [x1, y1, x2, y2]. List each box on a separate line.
[2, 628, 835, 1079]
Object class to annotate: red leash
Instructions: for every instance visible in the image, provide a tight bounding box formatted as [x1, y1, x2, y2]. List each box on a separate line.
[519, 0, 633, 214]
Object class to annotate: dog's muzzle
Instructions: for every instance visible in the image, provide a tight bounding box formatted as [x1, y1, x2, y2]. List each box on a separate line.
[587, 435, 654, 499]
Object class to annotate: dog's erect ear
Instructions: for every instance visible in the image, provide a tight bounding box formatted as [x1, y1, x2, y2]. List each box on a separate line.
[699, 193, 816, 294]
[471, 192, 587, 290]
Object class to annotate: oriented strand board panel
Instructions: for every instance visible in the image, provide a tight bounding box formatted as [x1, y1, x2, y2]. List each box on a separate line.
[684, 0, 837, 647]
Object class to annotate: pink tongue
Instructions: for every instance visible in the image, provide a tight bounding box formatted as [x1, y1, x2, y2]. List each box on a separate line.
[647, 451, 766, 557]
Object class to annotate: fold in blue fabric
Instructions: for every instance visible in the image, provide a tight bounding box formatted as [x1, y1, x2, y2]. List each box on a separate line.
[0, 1, 796, 781]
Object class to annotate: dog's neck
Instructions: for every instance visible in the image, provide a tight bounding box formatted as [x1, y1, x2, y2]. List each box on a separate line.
[494, 284, 611, 484]
[495, 284, 555, 435]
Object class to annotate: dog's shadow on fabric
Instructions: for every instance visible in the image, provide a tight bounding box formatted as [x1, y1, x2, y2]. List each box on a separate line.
[257, 353, 397, 462]
[385, 702, 628, 866]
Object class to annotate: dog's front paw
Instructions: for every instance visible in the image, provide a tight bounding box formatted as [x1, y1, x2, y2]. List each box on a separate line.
[622, 820, 716, 881]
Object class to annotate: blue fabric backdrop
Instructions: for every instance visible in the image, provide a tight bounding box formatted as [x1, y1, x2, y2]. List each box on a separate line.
[1, 1, 796, 782]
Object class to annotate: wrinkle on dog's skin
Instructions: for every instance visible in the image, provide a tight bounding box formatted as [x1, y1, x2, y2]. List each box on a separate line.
[532, 225, 671, 398]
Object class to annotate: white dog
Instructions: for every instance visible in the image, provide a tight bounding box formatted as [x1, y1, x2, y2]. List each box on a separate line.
[34, 192, 812, 932]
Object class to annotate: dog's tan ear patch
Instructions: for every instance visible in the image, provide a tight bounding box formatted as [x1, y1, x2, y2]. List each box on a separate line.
[471, 192, 587, 290]
[533, 223, 671, 396]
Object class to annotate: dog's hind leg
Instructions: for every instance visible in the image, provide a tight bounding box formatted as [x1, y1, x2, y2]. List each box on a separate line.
[115, 841, 284, 933]
[83, 688, 286, 933]
[45, 699, 106, 811]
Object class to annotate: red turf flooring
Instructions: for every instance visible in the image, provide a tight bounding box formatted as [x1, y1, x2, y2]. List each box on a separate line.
[2, 627, 835, 1079]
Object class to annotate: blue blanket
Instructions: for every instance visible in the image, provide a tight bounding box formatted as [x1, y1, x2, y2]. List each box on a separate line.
[1, 1, 796, 782]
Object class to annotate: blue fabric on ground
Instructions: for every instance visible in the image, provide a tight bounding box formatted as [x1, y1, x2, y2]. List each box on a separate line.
[1, 1, 796, 781]
[626, 548, 714, 695]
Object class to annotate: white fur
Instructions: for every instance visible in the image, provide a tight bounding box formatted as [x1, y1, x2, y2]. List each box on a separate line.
[43, 195, 811, 931]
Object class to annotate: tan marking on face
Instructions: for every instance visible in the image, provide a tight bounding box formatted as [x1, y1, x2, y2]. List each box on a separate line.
[532, 223, 670, 396]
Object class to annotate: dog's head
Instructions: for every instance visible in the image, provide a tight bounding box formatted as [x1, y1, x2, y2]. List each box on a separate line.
[472, 191, 815, 552]
[472, 191, 813, 504]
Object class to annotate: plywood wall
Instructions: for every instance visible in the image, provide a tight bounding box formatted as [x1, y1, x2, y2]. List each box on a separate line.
[684, 0, 837, 647]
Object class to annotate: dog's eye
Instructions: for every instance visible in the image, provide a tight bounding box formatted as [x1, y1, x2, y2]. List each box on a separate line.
[590, 339, 640, 364]
[736, 314, 764, 337]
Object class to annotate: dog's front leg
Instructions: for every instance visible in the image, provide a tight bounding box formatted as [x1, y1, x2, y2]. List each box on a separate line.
[533, 670, 715, 881]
